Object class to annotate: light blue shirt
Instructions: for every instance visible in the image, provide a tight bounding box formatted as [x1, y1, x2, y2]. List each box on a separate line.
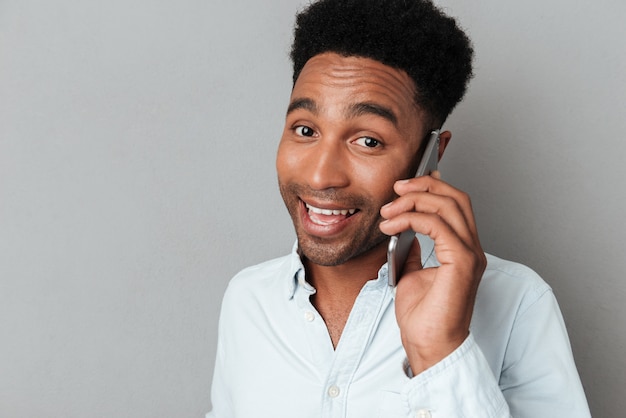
[207, 235, 590, 417]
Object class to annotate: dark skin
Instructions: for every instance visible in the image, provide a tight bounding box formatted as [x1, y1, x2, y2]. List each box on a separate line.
[276, 53, 486, 374]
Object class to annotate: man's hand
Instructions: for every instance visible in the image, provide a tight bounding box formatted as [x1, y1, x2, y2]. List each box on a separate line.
[380, 172, 487, 375]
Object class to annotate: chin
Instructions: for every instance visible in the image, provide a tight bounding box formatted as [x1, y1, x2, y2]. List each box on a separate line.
[297, 231, 388, 267]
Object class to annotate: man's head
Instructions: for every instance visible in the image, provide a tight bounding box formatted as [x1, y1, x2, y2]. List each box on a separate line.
[290, 0, 473, 129]
[277, 0, 473, 269]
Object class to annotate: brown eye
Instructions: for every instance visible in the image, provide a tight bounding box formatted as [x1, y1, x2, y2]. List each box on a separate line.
[355, 136, 381, 148]
[295, 126, 315, 137]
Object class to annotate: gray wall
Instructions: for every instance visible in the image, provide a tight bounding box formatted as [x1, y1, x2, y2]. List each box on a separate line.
[0, 0, 623, 417]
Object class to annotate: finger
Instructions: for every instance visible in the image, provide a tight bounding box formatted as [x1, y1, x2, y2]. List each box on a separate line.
[380, 211, 470, 259]
[391, 176, 480, 239]
[381, 191, 475, 247]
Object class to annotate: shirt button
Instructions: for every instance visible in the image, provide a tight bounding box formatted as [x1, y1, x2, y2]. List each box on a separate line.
[327, 385, 340, 398]
[304, 311, 315, 322]
[416, 409, 432, 418]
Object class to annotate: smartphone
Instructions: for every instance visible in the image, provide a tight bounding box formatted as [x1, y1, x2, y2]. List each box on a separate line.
[387, 130, 440, 287]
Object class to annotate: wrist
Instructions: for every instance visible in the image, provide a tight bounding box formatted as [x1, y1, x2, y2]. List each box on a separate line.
[403, 332, 469, 375]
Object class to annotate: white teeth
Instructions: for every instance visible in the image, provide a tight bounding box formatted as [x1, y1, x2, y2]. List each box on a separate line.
[306, 203, 356, 216]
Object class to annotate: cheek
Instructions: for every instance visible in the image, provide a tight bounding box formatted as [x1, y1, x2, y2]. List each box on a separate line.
[349, 162, 405, 208]
[361, 158, 413, 187]
[275, 140, 298, 181]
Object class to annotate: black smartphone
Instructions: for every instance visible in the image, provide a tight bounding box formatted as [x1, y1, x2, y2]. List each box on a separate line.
[387, 130, 440, 287]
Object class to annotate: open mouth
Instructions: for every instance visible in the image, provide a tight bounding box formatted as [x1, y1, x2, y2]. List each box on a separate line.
[304, 202, 358, 226]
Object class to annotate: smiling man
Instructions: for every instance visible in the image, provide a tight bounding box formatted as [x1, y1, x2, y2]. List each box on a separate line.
[207, 1, 590, 417]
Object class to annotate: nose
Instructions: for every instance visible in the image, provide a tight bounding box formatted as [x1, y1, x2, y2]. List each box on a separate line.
[304, 138, 350, 191]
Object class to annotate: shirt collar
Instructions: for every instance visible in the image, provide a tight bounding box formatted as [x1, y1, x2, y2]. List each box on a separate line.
[285, 241, 305, 299]
[284, 233, 436, 300]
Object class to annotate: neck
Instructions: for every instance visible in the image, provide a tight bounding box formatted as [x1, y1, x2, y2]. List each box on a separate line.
[303, 240, 388, 348]
[304, 240, 388, 295]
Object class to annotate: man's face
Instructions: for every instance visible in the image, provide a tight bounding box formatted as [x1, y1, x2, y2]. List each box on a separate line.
[276, 52, 426, 267]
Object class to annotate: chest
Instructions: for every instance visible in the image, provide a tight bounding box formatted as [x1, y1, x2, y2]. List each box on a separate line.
[227, 291, 410, 418]
[314, 300, 353, 348]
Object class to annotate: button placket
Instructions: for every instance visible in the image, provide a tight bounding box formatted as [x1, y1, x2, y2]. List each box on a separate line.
[327, 385, 340, 398]
[304, 310, 315, 322]
[416, 409, 432, 418]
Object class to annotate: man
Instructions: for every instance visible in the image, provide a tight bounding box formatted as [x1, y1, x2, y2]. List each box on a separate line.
[208, 0, 590, 417]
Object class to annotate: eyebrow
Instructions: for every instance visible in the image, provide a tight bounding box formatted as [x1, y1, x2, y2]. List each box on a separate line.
[346, 102, 398, 127]
[286, 97, 398, 128]
[286, 98, 318, 116]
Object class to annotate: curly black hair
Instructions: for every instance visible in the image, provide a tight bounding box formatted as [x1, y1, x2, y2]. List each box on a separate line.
[290, 0, 474, 127]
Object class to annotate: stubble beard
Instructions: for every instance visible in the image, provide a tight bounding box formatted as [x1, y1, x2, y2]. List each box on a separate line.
[278, 181, 391, 267]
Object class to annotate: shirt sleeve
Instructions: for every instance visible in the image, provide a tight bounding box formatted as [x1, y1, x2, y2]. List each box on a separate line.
[206, 302, 234, 418]
[499, 288, 590, 417]
[205, 351, 231, 418]
[401, 334, 510, 417]
[400, 289, 591, 418]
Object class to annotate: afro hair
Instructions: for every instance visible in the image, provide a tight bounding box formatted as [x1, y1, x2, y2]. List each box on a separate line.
[290, 0, 474, 126]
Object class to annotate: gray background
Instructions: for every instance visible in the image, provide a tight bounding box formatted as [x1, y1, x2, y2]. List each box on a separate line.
[1, 0, 624, 417]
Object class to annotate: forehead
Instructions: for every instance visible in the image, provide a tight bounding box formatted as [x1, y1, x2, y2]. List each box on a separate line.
[291, 53, 422, 127]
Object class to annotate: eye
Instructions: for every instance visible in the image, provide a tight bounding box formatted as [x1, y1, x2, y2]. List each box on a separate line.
[354, 136, 381, 148]
[294, 125, 315, 137]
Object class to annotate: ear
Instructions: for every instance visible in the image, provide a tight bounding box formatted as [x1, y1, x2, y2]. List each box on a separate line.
[438, 130, 452, 162]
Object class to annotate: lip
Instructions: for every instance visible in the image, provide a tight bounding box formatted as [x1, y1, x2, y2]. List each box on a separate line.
[299, 199, 358, 237]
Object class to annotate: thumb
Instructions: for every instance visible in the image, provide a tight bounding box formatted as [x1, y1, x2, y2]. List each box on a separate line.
[403, 237, 423, 275]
